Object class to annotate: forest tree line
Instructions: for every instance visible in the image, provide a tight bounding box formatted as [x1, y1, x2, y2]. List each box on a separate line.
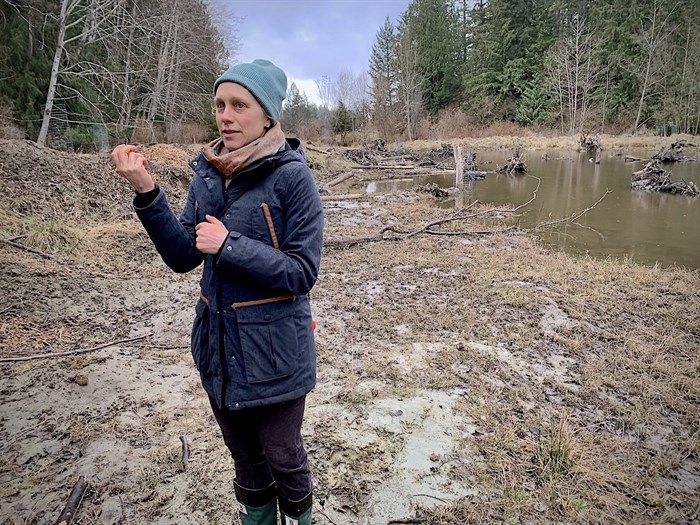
[366, 0, 700, 140]
[1, 0, 699, 149]
[1, 0, 229, 148]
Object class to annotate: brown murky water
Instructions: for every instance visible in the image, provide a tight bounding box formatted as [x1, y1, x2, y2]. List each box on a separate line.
[364, 149, 700, 269]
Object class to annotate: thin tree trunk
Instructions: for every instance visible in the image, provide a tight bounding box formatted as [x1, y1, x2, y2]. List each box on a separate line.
[118, 6, 136, 130]
[37, 0, 71, 146]
[147, 13, 175, 139]
[680, 20, 690, 133]
[601, 68, 610, 133]
[634, 50, 653, 133]
[634, 3, 658, 134]
[163, 3, 181, 130]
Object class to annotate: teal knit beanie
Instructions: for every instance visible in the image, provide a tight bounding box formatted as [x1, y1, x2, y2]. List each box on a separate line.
[214, 59, 287, 123]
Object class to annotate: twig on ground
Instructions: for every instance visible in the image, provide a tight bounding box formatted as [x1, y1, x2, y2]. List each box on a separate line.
[306, 145, 330, 154]
[146, 344, 189, 350]
[0, 334, 151, 363]
[180, 435, 189, 472]
[54, 476, 88, 525]
[0, 238, 120, 280]
[0, 306, 13, 316]
[1, 238, 65, 262]
[412, 493, 448, 503]
[3, 234, 28, 242]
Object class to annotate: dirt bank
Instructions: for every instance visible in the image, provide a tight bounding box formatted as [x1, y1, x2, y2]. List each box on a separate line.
[0, 139, 698, 525]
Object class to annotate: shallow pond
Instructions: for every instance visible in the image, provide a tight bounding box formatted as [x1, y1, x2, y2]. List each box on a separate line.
[364, 149, 700, 269]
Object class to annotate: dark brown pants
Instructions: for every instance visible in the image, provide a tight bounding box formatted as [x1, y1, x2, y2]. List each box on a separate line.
[208, 395, 312, 502]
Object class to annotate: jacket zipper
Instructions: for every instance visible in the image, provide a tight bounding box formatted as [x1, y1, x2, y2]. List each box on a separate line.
[216, 260, 228, 405]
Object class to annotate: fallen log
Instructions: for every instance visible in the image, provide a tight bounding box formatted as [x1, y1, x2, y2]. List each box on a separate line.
[305, 144, 329, 154]
[378, 155, 412, 162]
[407, 169, 459, 175]
[352, 165, 415, 170]
[320, 193, 366, 201]
[326, 172, 354, 187]
[625, 155, 646, 163]
[54, 476, 88, 525]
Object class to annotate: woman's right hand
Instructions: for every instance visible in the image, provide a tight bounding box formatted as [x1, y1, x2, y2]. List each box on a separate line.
[111, 144, 155, 193]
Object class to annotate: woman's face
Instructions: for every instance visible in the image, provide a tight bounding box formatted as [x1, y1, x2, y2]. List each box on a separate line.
[214, 82, 271, 151]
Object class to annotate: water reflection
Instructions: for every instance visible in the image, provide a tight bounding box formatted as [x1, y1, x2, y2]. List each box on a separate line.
[361, 149, 700, 269]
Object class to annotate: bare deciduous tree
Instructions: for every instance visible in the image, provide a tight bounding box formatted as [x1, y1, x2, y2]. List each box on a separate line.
[631, 0, 678, 133]
[544, 15, 605, 134]
[396, 31, 422, 141]
[37, 0, 118, 146]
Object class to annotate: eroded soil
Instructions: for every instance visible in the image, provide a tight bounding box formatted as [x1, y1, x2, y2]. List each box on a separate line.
[1, 139, 698, 525]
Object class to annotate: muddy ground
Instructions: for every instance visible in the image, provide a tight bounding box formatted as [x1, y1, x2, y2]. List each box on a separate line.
[0, 137, 699, 525]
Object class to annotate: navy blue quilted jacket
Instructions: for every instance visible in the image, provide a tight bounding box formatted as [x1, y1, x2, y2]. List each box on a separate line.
[134, 139, 323, 409]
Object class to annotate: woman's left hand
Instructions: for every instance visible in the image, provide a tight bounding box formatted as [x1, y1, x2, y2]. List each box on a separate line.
[195, 215, 229, 254]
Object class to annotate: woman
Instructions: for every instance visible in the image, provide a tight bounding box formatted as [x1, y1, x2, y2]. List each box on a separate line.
[112, 59, 323, 525]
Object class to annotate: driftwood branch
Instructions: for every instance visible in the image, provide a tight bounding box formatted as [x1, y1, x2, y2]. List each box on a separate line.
[352, 165, 415, 170]
[322, 176, 599, 247]
[531, 190, 611, 231]
[1, 238, 65, 262]
[0, 334, 151, 363]
[54, 476, 88, 525]
[324, 177, 542, 247]
[397, 175, 542, 238]
[0, 238, 119, 280]
[326, 172, 354, 187]
[305, 144, 330, 154]
[324, 227, 400, 248]
[321, 193, 365, 201]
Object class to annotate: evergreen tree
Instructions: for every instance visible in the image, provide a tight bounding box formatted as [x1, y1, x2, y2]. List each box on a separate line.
[463, 0, 558, 122]
[401, 0, 461, 114]
[0, 1, 57, 138]
[283, 82, 317, 135]
[369, 16, 399, 107]
[332, 101, 353, 144]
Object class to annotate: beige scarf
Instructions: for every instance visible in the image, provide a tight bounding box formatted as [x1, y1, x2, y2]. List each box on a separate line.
[203, 122, 286, 179]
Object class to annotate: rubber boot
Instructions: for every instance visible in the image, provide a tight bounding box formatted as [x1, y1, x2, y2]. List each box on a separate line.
[278, 493, 312, 525]
[234, 479, 277, 525]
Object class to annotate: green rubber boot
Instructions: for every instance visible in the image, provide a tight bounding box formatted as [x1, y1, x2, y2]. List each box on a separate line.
[278, 493, 312, 525]
[234, 480, 277, 525]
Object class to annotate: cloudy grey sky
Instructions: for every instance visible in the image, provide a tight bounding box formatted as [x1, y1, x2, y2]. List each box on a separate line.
[224, 0, 411, 104]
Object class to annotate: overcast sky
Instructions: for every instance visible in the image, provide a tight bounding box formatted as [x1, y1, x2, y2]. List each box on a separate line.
[223, 0, 411, 105]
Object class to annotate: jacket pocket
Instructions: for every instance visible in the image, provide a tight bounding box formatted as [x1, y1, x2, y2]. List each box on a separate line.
[191, 298, 210, 374]
[250, 202, 282, 246]
[234, 299, 299, 384]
